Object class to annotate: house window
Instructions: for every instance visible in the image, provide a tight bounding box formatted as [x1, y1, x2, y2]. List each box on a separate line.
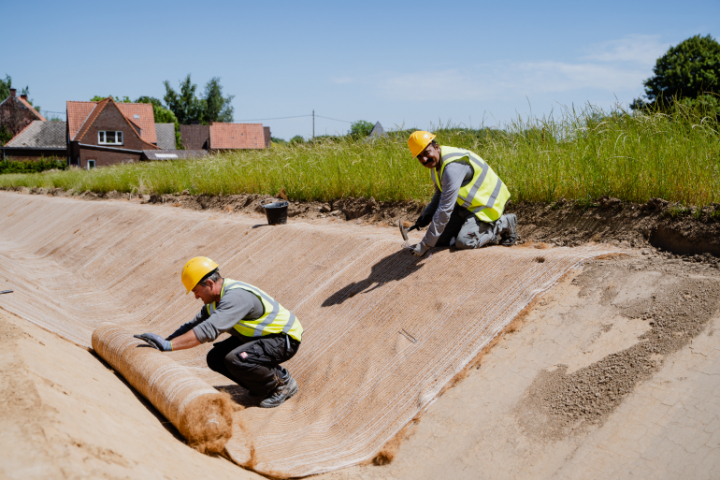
[98, 131, 123, 145]
[87, 160, 96, 170]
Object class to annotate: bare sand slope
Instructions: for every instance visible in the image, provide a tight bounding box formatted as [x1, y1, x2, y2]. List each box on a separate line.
[0, 308, 260, 480]
[319, 255, 720, 480]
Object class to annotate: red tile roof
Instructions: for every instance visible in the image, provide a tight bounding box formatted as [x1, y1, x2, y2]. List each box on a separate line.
[67, 101, 96, 140]
[116, 103, 156, 144]
[209, 123, 266, 149]
[66, 99, 157, 144]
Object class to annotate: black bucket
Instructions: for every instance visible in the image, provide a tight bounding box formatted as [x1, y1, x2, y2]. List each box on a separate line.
[261, 201, 289, 225]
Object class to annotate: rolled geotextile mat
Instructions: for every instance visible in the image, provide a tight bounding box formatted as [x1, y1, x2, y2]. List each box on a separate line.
[92, 323, 233, 454]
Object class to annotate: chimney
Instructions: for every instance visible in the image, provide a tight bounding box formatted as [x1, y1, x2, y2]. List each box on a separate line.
[9, 88, 16, 97]
[20, 94, 28, 101]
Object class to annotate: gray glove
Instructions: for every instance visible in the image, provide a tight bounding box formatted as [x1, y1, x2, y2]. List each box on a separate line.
[134, 333, 172, 351]
[412, 241, 430, 257]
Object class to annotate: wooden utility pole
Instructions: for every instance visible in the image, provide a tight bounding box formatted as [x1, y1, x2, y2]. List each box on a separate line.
[312, 110, 315, 140]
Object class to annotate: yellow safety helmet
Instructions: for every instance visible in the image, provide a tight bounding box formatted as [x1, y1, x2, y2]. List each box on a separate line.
[181, 256, 219, 294]
[408, 130, 436, 158]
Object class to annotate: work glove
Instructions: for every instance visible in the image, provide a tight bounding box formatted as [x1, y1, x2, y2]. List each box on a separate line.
[411, 241, 430, 257]
[134, 333, 172, 352]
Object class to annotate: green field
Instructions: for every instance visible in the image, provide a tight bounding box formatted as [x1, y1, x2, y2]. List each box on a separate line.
[1, 104, 718, 206]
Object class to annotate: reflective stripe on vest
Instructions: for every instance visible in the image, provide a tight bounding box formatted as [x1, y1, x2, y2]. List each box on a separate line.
[430, 146, 510, 223]
[206, 279, 303, 342]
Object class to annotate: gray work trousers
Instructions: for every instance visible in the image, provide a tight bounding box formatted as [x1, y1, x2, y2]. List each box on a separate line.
[436, 205, 513, 249]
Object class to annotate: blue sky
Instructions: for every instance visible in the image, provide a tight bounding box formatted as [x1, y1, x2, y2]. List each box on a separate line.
[4, 0, 718, 140]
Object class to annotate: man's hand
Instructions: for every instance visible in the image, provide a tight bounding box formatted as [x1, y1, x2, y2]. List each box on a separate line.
[411, 241, 430, 257]
[134, 333, 172, 351]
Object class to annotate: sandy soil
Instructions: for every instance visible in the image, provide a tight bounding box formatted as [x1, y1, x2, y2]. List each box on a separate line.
[0, 308, 261, 480]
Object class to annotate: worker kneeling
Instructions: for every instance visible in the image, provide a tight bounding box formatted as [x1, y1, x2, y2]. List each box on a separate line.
[135, 257, 303, 409]
[407, 131, 518, 257]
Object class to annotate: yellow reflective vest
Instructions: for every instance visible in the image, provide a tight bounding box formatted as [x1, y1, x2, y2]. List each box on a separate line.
[430, 146, 511, 223]
[205, 279, 303, 342]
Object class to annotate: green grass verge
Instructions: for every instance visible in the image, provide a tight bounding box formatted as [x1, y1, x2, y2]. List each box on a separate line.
[1, 104, 718, 205]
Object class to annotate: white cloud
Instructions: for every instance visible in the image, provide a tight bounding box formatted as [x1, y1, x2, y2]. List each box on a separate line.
[512, 61, 648, 92]
[344, 35, 665, 102]
[583, 34, 670, 65]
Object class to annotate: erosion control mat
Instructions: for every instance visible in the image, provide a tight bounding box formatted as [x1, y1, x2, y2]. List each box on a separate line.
[0, 192, 620, 477]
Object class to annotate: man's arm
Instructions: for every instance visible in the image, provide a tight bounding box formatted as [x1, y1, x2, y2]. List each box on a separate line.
[135, 307, 207, 351]
[168, 329, 201, 350]
[166, 312, 206, 340]
[191, 289, 262, 343]
[421, 162, 473, 248]
[135, 289, 261, 351]
[415, 188, 441, 228]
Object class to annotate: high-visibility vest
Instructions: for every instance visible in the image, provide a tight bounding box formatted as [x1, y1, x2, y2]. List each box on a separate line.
[205, 279, 303, 342]
[431, 146, 511, 223]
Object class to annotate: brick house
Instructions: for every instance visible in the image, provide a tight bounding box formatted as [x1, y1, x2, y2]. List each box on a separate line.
[0, 88, 46, 140]
[66, 97, 159, 168]
[180, 122, 271, 152]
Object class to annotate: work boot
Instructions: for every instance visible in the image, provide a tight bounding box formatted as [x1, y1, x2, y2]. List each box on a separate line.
[499, 214, 518, 247]
[259, 370, 298, 408]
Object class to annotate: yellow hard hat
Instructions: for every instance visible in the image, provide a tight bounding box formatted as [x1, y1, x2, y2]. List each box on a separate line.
[181, 256, 219, 294]
[408, 131, 436, 158]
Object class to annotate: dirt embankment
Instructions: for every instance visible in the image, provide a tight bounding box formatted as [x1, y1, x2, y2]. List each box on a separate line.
[8, 187, 720, 261]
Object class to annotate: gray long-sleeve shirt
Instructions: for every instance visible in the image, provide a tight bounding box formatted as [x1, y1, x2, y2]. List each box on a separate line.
[167, 287, 265, 343]
[422, 160, 474, 247]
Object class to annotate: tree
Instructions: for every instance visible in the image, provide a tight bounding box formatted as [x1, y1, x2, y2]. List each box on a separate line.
[632, 35, 720, 111]
[163, 74, 235, 125]
[163, 75, 204, 125]
[290, 135, 305, 144]
[350, 120, 374, 138]
[202, 77, 234, 123]
[0, 126, 12, 146]
[0, 75, 11, 101]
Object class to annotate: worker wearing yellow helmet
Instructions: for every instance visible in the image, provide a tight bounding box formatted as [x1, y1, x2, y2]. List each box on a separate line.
[406, 131, 517, 257]
[135, 257, 303, 409]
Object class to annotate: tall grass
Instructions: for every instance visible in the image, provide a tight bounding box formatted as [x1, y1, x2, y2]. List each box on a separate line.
[1, 103, 718, 205]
